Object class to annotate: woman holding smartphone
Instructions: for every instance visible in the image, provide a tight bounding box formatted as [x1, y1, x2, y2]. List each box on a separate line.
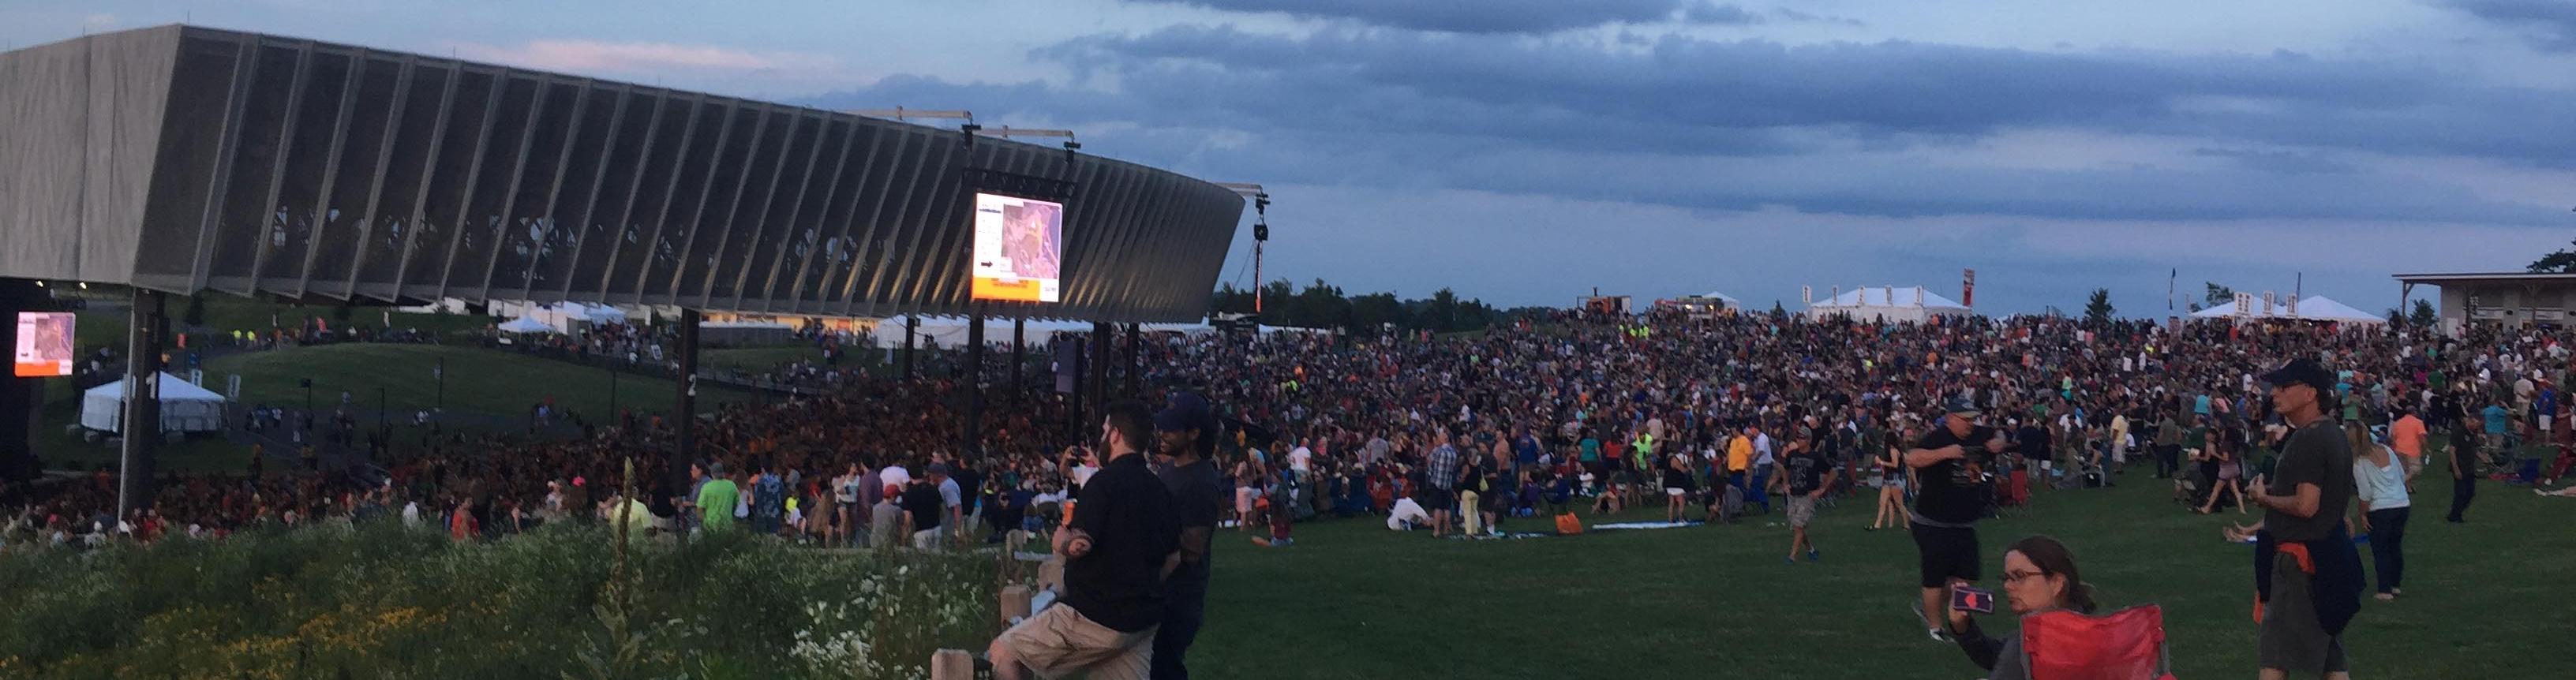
[1952, 536, 2103, 679]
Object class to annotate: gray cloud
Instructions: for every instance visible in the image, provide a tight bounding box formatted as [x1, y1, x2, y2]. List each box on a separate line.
[2441, 0, 2576, 51]
[813, 23, 2573, 226]
[1117, 0, 1752, 34]
[1771, 8, 1865, 26]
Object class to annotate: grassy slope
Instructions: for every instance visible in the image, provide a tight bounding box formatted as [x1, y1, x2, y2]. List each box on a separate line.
[202, 344, 749, 420]
[1193, 442, 2574, 679]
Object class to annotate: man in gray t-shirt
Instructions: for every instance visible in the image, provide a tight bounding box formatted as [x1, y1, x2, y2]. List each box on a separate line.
[868, 485, 904, 550]
[2263, 423, 2355, 542]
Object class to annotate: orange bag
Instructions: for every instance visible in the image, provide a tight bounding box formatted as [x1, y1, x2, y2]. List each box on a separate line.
[1554, 513, 1584, 535]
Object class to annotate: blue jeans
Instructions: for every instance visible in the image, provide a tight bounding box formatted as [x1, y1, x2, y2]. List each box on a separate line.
[1748, 470, 1773, 512]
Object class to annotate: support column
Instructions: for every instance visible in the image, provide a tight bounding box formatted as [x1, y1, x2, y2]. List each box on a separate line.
[966, 311, 986, 455]
[1011, 317, 1026, 398]
[1125, 323, 1141, 397]
[0, 279, 47, 482]
[903, 316, 919, 378]
[672, 308, 700, 490]
[118, 288, 167, 517]
[1089, 322, 1110, 417]
[1065, 335, 1084, 443]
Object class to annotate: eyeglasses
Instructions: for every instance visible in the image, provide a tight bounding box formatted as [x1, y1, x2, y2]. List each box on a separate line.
[2003, 570, 2047, 585]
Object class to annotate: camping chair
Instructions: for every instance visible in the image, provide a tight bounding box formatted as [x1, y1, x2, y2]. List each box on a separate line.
[1997, 469, 2031, 513]
[2020, 605, 2176, 680]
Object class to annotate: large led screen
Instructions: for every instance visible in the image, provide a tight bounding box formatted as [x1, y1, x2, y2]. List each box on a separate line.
[970, 192, 1064, 303]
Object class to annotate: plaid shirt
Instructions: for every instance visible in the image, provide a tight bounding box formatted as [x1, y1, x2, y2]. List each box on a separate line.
[1427, 444, 1461, 490]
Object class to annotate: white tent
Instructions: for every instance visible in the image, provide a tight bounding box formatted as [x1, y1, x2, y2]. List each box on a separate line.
[1805, 286, 1973, 323]
[80, 372, 228, 434]
[867, 316, 1219, 350]
[496, 316, 555, 334]
[2191, 295, 2385, 324]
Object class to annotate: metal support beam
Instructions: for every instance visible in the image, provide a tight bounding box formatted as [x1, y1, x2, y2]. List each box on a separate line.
[903, 316, 919, 378]
[966, 311, 985, 455]
[0, 279, 44, 482]
[1011, 317, 1026, 399]
[1090, 322, 1110, 416]
[118, 289, 167, 518]
[672, 308, 700, 486]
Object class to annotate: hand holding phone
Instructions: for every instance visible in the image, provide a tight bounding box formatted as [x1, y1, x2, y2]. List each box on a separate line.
[1950, 585, 1997, 614]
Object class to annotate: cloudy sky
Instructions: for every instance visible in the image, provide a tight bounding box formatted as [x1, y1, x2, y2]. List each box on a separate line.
[10, 0, 2576, 314]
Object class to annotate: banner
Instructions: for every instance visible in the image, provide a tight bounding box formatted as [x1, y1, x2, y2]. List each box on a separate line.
[1962, 268, 1977, 308]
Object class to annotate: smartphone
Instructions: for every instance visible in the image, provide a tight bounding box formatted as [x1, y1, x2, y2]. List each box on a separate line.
[1950, 586, 1997, 614]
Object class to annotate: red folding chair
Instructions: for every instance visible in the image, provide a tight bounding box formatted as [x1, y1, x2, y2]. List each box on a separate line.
[2020, 605, 2176, 680]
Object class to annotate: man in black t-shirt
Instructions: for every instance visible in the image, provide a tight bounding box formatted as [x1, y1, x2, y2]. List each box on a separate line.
[899, 478, 945, 551]
[991, 401, 1180, 680]
[1904, 398, 2008, 641]
[1778, 428, 1838, 564]
[1151, 392, 1223, 680]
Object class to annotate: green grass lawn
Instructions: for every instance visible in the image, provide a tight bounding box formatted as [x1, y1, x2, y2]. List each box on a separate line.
[203, 344, 750, 423]
[1192, 446, 2573, 679]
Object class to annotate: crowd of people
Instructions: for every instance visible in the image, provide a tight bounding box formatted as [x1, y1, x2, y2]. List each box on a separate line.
[9, 303, 2575, 678]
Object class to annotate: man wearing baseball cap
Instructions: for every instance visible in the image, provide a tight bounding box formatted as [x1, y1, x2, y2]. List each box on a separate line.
[1151, 392, 1222, 679]
[1904, 397, 2008, 641]
[2227, 358, 2363, 679]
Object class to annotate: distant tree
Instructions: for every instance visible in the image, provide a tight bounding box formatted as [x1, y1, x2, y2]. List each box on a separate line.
[1350, 292, 1406, 334]
[2529, 237, 2576, 272]
[2188, 301, 2204, 313]
[331, 300, 355, 324]
[1771, 301, 1787, 316]
[2203, 282, 2235, 308]
[2385, 308, 2406, 327]
[182, 291, 209, 327]
[2409, 299, 2439, 327]
[2084, 288, 2114, 323]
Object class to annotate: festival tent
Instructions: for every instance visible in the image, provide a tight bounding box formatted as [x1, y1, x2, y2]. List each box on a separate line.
[496, 316, 555, 334]
[2189, 295, 2385, 324]
[867, 316, 1219, 350]
[80, 372, 228, 434]
[1804, 286, 1973, 323]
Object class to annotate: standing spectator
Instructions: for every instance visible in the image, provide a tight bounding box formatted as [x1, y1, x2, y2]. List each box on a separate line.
[900, 475, 945, 551]
[1779, 428, 1838, 563]
[1906, 398, 2008, 641]
[931, 463, 965, 547]
[1152, 393, 1222, 680]
[1870, 424, 1911, 532]
[990, 400, 1179, 680]
[1661, 450, 1695, 523]
[2387, 409, 2428, 484]
[867, 484, 903, 550]
[2154, 411, 2183, 479]
[695, 462, 738, 533]
[752, 461, 786, 536]
[835, 463, 864, 547]
[1424, 429, 1461, 538]
[2349, 422, 2409, 602]
[2446, 420, 2479, 524]
[2224, 359, 2363, 680]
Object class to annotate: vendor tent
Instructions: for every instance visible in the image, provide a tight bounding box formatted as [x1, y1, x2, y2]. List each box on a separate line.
[1805, 286, 1973, 323]
[80, 372, 228, 434]
[867, 316, 1217, 350]
[496, 316, 555, 334]
[2189, 295, 2385, 324]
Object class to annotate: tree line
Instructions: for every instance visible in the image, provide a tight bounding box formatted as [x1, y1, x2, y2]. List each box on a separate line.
[1208, 279, 1536, 334]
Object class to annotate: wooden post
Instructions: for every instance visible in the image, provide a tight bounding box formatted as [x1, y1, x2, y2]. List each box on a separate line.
[1000, 585, 1032, 625]
[930, 648, 975, 680]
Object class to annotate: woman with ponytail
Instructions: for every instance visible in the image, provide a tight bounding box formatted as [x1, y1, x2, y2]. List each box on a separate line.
[1954, 535, 2102, 679]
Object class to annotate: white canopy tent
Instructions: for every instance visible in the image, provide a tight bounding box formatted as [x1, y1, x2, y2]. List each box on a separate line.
[1804, 286, 1973, 323]
[496, 316, 555, 334]
[867, 316, 1219, 350]
[80, 372, 229, 434]
[2190, 294, 2385, 324]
